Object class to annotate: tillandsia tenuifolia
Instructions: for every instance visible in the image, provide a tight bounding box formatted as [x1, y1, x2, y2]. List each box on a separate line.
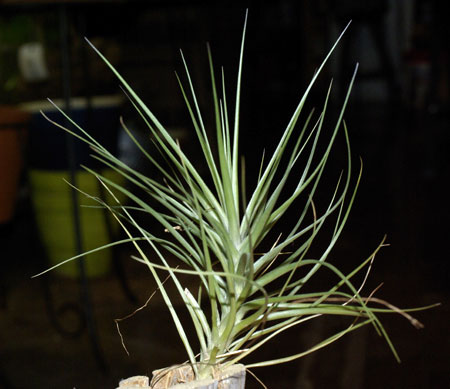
[35, 12, 437, 381]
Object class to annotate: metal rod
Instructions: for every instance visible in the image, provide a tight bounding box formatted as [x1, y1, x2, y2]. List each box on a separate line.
[59, 4, 107, 373]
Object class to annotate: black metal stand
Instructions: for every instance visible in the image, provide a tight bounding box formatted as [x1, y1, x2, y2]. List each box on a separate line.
[58, 4, 109, 373]
[0, 0, 124, 375]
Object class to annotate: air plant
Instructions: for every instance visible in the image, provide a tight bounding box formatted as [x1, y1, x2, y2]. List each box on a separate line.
[35, 13, 434, 383]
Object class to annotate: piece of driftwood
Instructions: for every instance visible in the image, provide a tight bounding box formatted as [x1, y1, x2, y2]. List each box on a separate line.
[118, 375, 149, 388]
[117, 364, 245, 389]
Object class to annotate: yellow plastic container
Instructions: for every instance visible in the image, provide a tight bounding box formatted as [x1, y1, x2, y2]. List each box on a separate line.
[30, 169, 125, 278]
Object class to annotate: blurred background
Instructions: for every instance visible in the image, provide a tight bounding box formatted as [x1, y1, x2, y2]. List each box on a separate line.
[0, 0, 448, 388]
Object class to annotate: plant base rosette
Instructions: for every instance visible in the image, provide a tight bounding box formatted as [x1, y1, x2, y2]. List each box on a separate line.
[117, 364, 245, 389]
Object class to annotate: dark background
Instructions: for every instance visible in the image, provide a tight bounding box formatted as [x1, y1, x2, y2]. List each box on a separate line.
[1, 0, 449, 388]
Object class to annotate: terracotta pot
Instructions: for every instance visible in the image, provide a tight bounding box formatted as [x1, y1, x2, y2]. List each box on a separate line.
[0, 106, 29, 224]
[117, 364, 246, 389]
